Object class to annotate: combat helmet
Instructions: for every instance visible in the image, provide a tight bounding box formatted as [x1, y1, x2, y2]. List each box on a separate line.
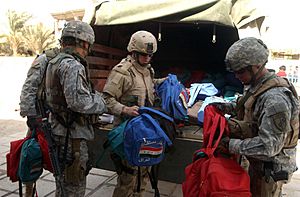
[127, 31, 157, 55]
[61, 20, 95, 45]
[225, 37, 269, 72]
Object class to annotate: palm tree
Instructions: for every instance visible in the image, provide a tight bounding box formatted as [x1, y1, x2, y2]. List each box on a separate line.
[22, 23, 56, 55]
[5, 10, 32, 56]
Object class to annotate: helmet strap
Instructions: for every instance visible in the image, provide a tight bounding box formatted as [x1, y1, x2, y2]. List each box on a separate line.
[249, 62, 267, 86]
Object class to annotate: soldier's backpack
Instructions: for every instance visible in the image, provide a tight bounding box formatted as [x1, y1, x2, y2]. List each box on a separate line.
[156, 74, 189, 121]
[182, 105, 251, 197]
[124, 107, 173, 166]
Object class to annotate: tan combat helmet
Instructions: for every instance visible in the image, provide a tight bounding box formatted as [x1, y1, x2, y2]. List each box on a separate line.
[127, 31, 157, 55]
[61, 20, 95, 45]
[225, 37, 269, 72]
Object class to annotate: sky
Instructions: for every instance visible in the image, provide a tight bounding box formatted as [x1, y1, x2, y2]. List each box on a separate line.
[0, 0, 90, 33]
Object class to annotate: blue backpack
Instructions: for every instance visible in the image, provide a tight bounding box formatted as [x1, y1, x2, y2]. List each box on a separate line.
[124, 107, 173, 166]
[156, 74, 189, 120]
[18, 129, 43, 183]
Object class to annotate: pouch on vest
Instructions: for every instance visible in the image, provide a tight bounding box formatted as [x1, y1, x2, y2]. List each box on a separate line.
[124, 112, 172, 166]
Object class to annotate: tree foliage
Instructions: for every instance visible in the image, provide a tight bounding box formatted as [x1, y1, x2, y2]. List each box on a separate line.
[0, 10, 56, 56]
[23, 23, 56, 55]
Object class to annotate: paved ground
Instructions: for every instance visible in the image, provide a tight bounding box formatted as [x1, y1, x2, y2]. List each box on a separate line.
[0, 124, 182, 197]
[0, 57, 300, 196]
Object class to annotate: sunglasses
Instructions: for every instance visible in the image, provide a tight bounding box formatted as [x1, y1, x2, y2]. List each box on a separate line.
[137, 52, 153, 58]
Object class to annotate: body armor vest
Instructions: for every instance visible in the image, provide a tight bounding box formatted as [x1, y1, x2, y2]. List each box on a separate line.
[237, 76, 299, 148]
[45, 52, 98, 126]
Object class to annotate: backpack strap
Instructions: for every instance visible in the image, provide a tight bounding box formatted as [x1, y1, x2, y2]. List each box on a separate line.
[147, 165, 161, 197]
[202, 105, 227, 156]
[138, 107, 174, 122]
[141, 113, 172, 146]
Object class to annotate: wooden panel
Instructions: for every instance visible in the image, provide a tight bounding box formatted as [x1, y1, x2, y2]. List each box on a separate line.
[92, 43, 127, 58]
[89, 69, 110, 79]
[91, 78, 107, 92]
[86, 56, 119, 69]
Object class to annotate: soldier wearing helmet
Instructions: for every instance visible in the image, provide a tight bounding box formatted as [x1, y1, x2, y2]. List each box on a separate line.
[103, 30, 166, 197]
[45, 20, 107, 196]
[215, 37, 299, 196]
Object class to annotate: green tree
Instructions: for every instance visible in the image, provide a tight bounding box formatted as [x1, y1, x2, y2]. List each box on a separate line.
[22, 23, 56, 55]
[5, 10, 32, 56]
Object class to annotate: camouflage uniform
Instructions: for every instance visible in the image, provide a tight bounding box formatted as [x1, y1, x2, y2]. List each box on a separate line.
[45, 21, 107, 197]
[225, 37, 299, 197]
[103, 31, 164, 197]
[19, 48, 59, 197]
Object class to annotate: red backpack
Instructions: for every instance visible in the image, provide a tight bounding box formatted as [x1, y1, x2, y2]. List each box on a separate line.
[6, 128, 53, 182]
[182, 105, 251, 197]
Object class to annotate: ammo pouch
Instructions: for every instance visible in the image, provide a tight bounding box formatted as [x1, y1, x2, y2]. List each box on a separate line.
[64, 139, 85, 185]
[54, 110, 98, 127]
[227, 118, 258, 139]
[74, 114, 99, 126]
[263, 162, 289, 183]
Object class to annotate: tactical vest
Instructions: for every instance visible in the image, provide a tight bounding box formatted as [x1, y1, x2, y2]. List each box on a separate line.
[237, 76, 299, 148]
[45, 52, 98, 126]
[113, 56, 155, 107]
[36, 48, 60, 102]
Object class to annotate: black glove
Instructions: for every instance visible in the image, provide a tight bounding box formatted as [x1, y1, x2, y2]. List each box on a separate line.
[26, 116, 40, 130]
[215, 136, 230, 154]
[209, 102, 234, 115]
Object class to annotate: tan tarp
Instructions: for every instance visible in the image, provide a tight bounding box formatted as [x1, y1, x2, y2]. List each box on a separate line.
[84, 0, 264, 28]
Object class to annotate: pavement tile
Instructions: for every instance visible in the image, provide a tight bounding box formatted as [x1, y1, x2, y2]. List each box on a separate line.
[34, 179, 56, 196]
[144, 191, 168, 197]
[0, 137, 16, 146]
[146, 180, 177, 196]
[86, 184, 115, 197]
[89, 168, 116, 177]
[107, 176, 117, 185]
[0, 177, 19, 192]
[86, 173, 108, 190]
[0, 189, 9, 196]
[5, 192, 20, 197]
[41, 172, 55, 182]
[0, 163, 7, 172]
[170, 184, 183, 197]
[0, 156, 7, 165]
[0, 144, 10, 154]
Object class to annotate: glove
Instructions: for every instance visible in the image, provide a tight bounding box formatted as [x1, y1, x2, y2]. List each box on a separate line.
[215, 136, 230, 154]
[26, 116, 41, 130]
[209, 102, 234, 115]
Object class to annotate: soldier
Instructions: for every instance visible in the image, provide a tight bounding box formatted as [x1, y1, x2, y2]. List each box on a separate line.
[215, 37, 299, 197]
[103, 30, 166, 197]
[45, 20, 107, 196]
[20, 47, 60, 197]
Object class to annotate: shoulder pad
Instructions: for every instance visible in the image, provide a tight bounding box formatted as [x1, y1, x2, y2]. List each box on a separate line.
[49, 52, 74, 65]
[112, 59, 132, 75]
[44, 48, 60, 60]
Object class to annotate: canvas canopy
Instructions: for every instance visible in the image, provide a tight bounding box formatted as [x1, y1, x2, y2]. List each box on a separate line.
[84, 0, 264, 29]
